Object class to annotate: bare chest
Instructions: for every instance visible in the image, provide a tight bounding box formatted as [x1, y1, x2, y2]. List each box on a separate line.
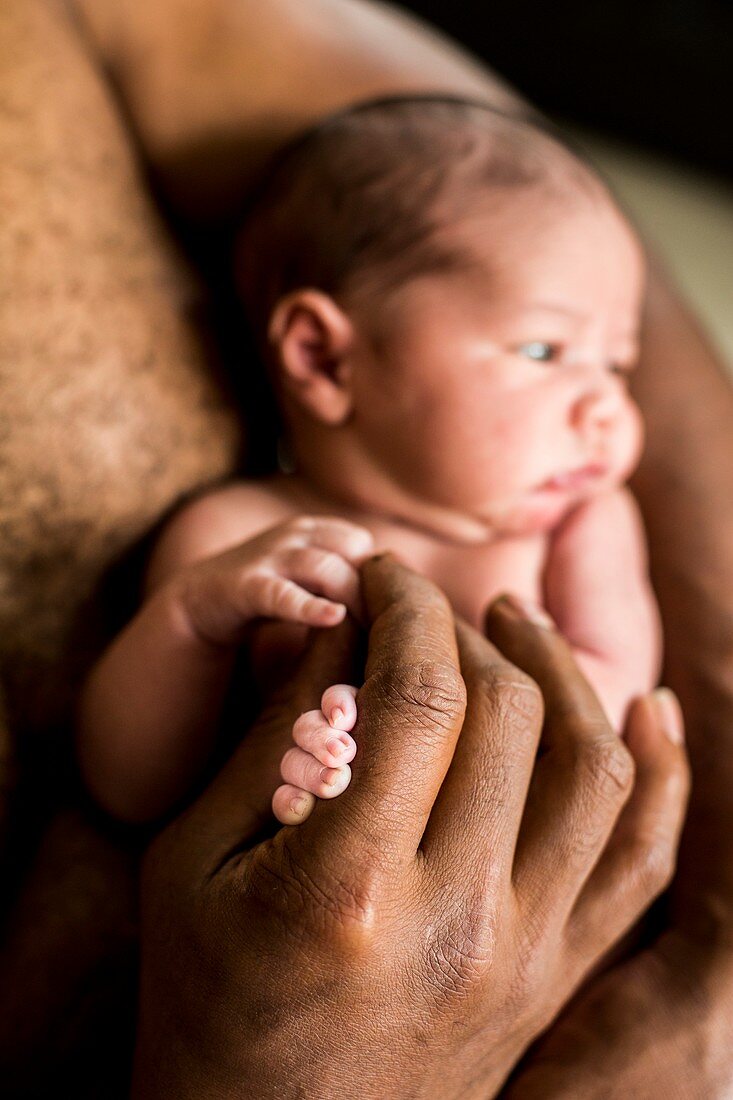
[360, 516, 548, 631]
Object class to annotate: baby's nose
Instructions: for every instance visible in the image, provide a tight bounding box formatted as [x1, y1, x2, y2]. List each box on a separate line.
[571, 381, 624, 434]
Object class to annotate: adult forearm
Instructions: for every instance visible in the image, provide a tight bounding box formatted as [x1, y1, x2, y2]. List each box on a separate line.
[631, 258, 733, 934]
[1, 0, 237, 1088]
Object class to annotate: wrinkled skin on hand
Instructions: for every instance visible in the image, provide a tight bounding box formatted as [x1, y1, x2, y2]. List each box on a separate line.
[134, 557, 689, 1099]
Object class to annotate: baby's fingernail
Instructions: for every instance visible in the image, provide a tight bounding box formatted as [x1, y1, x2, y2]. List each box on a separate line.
[320, 766, 342, 787]
[326, 736, 345, 758]
[651, 688, 685, 744]
[290, 794, 311, 817]
[329, 707, 344, 728]
[495, 594, 555, 629]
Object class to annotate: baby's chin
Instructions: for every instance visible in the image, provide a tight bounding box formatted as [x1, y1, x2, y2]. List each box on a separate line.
[394, 492, 576, 544]
[371, 479, 619, 545]
[489, 486, 599, 537]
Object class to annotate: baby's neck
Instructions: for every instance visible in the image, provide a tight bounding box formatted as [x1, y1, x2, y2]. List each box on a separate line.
[283, 432, 509, 547]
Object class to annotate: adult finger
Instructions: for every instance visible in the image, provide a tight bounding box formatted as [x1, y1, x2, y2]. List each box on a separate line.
[485, 595, 635, 925]
[420, 619, 544, 893]
[567, 689, 690, 966]
[297, 555, 467, 873]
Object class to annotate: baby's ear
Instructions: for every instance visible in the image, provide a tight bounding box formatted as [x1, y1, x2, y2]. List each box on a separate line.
[268, 290, 354, 425]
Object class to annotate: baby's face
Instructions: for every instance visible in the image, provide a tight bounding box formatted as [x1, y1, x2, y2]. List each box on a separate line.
[348, 190, 645, 539]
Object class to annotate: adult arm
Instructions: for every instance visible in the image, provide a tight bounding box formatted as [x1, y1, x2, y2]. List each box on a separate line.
[0, 0, 238, 1093]
[71, 0, 520, 217]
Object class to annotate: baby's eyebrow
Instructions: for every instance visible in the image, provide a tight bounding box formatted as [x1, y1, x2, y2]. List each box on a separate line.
[520, 302, 587, 320]
[514, 303, 640, 343]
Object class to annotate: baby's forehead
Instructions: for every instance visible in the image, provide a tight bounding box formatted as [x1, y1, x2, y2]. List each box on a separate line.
[434, 186, 640, 282]
[367, 192, 644, 338]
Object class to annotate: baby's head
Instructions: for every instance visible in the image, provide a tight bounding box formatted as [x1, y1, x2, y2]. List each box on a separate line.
[236, 97, 645, 541]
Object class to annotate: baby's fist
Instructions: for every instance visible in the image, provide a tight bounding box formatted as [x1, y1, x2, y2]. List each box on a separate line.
[177, 516, 374, 644]
[272, 685, 358, 825]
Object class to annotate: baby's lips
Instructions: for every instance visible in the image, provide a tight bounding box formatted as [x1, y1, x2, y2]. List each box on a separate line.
[540, 462, 609, 491]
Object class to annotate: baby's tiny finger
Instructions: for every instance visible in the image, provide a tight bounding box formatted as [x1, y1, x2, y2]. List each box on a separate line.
[321, 684, 358, 731]
[281, 745, 352, 799]
[272, 783, 316, 825]
[279, 545, 362, 617]
[292, 710, 357, 767]
[246, 573, 346, 626]
[297, 516, 375, 563]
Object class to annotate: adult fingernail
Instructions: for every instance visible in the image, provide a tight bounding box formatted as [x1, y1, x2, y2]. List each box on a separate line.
[494, 593, 555, 629]
[651, 688, 685, 744]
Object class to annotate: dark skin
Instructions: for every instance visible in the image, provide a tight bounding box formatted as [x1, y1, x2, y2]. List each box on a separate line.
[133, 556, 689, 1099]
[0, 1, 237, 1092]
[1, 0, 732, 1094]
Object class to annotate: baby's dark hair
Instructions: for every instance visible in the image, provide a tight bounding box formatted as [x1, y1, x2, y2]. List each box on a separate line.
[235, 95, 601, 351]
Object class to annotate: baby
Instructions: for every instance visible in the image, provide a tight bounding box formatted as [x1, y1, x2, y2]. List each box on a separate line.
[77, 97, 660, 826]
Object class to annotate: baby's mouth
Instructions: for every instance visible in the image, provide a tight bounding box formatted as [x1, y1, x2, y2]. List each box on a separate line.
[538, 463, 609, 492]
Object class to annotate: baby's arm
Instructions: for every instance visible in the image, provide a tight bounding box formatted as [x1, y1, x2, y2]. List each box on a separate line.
[77, 496, 373, 822]
[543, 487, 663, 729]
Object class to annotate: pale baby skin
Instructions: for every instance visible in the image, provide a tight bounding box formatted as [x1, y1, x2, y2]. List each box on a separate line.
[77, 102, 660, 825]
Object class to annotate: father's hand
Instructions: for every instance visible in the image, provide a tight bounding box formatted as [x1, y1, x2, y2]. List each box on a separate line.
[133, 557, 689, 1099]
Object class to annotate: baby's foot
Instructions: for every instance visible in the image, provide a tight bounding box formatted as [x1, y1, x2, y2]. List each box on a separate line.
[272, 685, 358, 825]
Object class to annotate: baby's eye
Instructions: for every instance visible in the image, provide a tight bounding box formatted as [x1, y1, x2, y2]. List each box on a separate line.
[517, 341, 562, 363]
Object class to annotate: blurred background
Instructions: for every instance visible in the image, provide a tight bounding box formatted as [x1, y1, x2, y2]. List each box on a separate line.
[399, 0, 733, 364]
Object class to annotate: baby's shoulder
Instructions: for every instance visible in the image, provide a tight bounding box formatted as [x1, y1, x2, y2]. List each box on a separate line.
[146, 478, 301, 590]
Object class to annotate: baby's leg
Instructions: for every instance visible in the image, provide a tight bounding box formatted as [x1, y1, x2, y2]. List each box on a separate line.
[272, 685, 358, 825]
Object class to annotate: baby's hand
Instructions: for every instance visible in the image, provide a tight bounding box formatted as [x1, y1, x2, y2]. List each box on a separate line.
[272, 684, 358, 825]
[175, 516, 374, 645]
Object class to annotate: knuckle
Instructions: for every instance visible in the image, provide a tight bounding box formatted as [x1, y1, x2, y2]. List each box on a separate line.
[576, 737, 635, 806]
[424, 895, 497, 1004]
[293, 710, 321, 738]
[312, 550, 344, 578]
[271, 580, 305, 618]
[490, 667, 544, 727]
[294, 546, 342, 578]
[368, 660, 466, 730]
[279, 746, 301, 777]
